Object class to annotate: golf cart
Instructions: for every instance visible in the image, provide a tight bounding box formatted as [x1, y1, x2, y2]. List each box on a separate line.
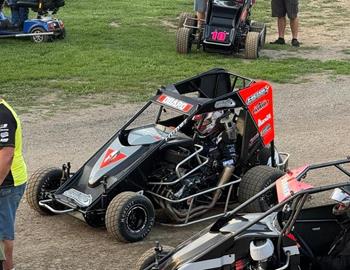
[137, 157, 350, 270]
[26, 68, 288, 243]
[176, 0, 266, 59]
[0, 0, 65, 43]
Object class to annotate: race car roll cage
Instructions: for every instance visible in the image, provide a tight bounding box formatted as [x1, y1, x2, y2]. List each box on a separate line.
[149, 157, 350, 270]
[39, 68, 288, 227]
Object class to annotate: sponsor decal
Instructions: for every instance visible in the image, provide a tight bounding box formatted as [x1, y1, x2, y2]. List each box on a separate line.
[214, 98, 236, 109]
[261, 124, 271, 137]
[0, 123, 9, 143]
[246, 86, 269, 105]
[253, 100, 269, 114]
[248, 132, 260, 148]
[258, 113, 271, 127]
[157, 95, 193, 112]
[0, 132, 8, 138]
[166, 118, 189, 141]
[100, 148, 126, 169]
[210, 30, 229, 42]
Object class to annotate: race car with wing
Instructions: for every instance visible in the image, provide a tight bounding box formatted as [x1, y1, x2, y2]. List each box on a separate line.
[137, 157, 350, 270]
[26, 68, 288, 243]
[176, 0, 266, 59]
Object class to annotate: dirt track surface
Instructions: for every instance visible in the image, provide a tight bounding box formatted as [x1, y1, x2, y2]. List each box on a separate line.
[14, 73, 350, 270]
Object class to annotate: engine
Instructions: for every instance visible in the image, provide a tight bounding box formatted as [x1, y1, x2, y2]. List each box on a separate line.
[148, 111, 239, 222]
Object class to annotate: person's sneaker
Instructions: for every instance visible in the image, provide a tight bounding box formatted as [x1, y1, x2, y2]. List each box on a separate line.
[270, 37, 285, 45]
[291, 38, 300, 47]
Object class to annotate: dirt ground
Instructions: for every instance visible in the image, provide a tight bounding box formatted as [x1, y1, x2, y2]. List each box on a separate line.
[264, 0, 350, 60]
[12, 0, 350, 269]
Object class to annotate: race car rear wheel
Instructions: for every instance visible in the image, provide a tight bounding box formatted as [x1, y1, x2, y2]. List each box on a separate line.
[105, 191, 155, 243]
[244, 31, 260, 59]
[178, 12, 196, 28]
[30, 27, 49, 43]
[238, 165, 285, 212]
[250, 21, 266, 48]
[136, 245, 174, 270]
[26, 167, 63, 215]
[176, 27, 192, 54]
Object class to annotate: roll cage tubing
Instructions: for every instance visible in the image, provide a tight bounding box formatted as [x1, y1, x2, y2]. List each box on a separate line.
[147, 157, 350, 270]
[210, 157, 350, 235]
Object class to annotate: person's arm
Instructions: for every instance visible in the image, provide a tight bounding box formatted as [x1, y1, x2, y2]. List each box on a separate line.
[0, 147, 14, 185]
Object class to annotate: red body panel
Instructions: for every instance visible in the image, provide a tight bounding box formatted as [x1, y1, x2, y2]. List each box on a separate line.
[238, 81, 275, 146]
[276, 166, 313, 202]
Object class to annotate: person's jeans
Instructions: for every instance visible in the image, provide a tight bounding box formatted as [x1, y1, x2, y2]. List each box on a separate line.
[7, 0, 28, 27]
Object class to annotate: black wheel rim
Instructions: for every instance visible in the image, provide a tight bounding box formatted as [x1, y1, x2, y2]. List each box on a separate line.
[126, 205, 148, 233]
[39, 176, 60, 201]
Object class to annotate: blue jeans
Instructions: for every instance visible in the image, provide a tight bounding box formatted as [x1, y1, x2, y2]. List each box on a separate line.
[7, 0, 28, 27]
[0, 183, 26, 240]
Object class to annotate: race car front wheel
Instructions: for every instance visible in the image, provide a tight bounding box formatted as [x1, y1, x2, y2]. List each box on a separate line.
[26, 167, 63, 215]
[238, 165, 285, 212]
[105, 191, 155, 243]
[136, 245, 174, 270]
[176, 27, 193, 54]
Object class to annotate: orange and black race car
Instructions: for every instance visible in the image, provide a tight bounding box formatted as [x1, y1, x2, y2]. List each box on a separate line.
[25, 68, 289, 243]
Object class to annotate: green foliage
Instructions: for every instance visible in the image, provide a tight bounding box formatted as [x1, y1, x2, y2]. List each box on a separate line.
[0, 0, 349, 106]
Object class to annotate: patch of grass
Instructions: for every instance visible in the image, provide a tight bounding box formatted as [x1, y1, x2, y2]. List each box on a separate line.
[264, 43, 319, 51]
[0, 0, 349, 108]
[342, 49, 350, 55]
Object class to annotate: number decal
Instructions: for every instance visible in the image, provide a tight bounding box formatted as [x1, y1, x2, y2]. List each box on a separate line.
[210, 31, 228, 42]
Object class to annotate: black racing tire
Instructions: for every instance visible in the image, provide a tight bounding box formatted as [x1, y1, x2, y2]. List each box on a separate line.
[136, 246, 174, 270]
[30, 27, 49, 43]
[176, 27, 192, 54]
[238, 165, 285, 212]
[244, 31, 260, 59]
[105, 192, 155, 243]
[178, 12, 196, 28]
[26, 167, 63, 215]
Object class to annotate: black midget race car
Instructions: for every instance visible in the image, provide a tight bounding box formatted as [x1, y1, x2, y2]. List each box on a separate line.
[137, 157, 350, 270]
[26, 68, 288, 243]
[176, 0, 266, 58]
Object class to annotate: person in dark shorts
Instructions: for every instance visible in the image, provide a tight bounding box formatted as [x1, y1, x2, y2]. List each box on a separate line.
[194, 0, 207, 28]
[270, 0, 300, 47]
[0, 98, 27, 270]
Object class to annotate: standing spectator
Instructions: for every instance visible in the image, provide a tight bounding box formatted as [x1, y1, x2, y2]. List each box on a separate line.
[270, 0, 300, 47]
[0, 98, 27, 270]
[194, 0, 207, 28]
[7, 0, 28, 29]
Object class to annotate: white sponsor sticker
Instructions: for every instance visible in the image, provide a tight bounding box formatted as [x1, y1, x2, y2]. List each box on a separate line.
[258, 113, 271, 127]
[0, 124, 8, 129]
[0, 132, 9, 138]
[246, 86, 269, 105]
